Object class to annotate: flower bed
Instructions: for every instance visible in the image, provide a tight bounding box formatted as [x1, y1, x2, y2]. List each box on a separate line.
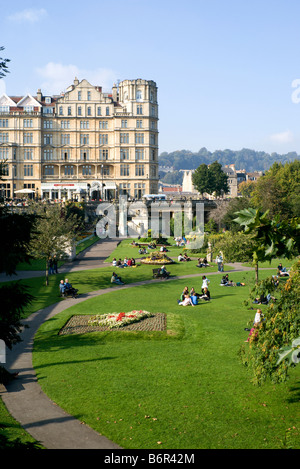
[140, 251, 174, 265]
[59, 313, 166, 335]
[88, 310, 154, 329]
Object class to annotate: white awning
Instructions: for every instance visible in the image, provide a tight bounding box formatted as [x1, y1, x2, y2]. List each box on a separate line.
[15, 188, 35, 194]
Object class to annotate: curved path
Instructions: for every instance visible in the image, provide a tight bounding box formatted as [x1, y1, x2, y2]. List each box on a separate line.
[0, 239, 253, 449]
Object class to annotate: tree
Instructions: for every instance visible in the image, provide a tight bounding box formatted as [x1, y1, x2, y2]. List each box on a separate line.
[28, 202, 81, 285]
[208, 160, 229, 197]
[208, 200, 229, 231]
[238, 180, 257, 198]
[234, 207, 300, 283]
[219, 197, 251, 232]
[0, 46, 10, 79]
[212, 230, 257, 263]
[0, 164, 36, 384]
[192, 160, 229, 197]
[192, 163, 210, 196]
[252, 160, 300, 219]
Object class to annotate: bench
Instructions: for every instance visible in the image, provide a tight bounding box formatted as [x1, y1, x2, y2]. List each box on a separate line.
[152, 268, 164, 279]
[152, 268, 170, 279]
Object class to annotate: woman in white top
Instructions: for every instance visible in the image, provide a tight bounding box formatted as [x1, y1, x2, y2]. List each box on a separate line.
[201, 275, 210, 292]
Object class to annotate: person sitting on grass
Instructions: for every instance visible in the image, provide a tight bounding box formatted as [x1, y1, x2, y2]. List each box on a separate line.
[180, 286, 189, 302]
[190, 287, 201, 298]
[253, 292, 275, 305]
[220, 275, 228, 285]
[127, 258, 132, 266]
[220, 274, 235, 286]
[199, 287, 210, 301]
[111, 272, 124, 285]
[183, 253, 191, 261]
[197, 257, 210, 268]
[178, 253, 185, 262]
[277, 265, 289, 276]
[178, 294, 194, 306]
[272, 275, 280, 287]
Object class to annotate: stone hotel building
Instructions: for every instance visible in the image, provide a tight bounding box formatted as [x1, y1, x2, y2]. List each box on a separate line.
[0, 78, 159, 200]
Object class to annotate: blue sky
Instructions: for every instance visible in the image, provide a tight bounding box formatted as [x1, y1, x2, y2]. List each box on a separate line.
[1, 0, 300, 155]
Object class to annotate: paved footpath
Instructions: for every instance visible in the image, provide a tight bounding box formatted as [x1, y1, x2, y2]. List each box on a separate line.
[0, 239, 253, 449]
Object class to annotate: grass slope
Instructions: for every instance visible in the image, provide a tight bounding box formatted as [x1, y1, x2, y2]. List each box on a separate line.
[32, 270, 300, 449]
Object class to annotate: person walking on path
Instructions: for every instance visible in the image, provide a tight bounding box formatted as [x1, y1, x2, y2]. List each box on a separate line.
[216, 252, 223, 272]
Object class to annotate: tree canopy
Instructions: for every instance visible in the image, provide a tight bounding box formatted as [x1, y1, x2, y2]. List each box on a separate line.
[28, 202, 81, 285]
[0, 163, 36, 385]
[0, 46, 10, 79]
[252, 160, 300, 219]
[192, 160, 229, 196]
[159, 147, 300, 173]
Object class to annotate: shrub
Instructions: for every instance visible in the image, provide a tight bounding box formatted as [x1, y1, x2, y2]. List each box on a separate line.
[240, 260, 300, 385]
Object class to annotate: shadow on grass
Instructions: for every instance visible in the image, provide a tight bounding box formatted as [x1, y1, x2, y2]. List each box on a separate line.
[286, 381, 300, 404]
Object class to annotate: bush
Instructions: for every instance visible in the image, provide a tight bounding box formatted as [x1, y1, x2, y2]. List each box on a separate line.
[212, 231, 256, 263]
[240, 260, 300, 385]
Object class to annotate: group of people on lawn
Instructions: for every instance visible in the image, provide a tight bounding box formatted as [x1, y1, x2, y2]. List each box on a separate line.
[178, 276, 211, 306]
[112, 257, 136, 268]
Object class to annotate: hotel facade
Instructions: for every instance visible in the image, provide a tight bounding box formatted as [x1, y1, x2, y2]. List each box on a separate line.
[0, 78, 159, 201]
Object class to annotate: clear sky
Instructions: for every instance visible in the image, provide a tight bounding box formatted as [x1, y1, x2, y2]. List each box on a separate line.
[1, 0, 300, 155]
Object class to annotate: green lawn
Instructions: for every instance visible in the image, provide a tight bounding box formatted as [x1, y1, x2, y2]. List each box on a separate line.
[242, 257, 298, 269]
[4, 260, 221, 321]
[31, 269, 300, 449]
[15, 235, 100, 271]
[76, 235, 99, 255]
[104, 238, 208, 263]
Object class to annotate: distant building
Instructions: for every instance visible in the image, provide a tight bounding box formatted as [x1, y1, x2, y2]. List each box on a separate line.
[181, 165, 259, 198]
[246, 171, 264, 181]
[182, 170, 198, 194]
[222, 165, 238, 197]
[161, 186, 182, 193]
[0, 78, 159, 200]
